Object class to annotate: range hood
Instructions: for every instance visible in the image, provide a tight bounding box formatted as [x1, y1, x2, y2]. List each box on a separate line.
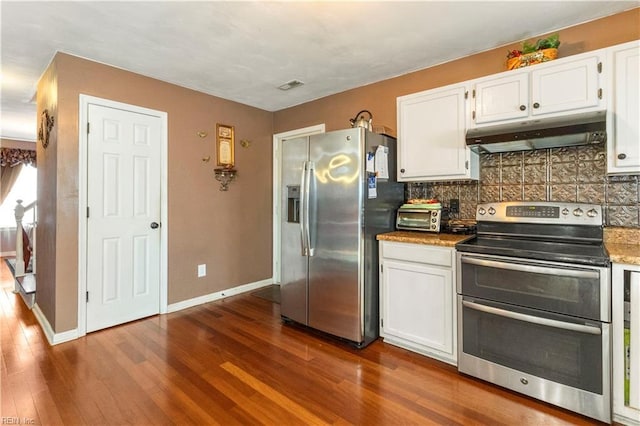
[466, 111, 607, 154]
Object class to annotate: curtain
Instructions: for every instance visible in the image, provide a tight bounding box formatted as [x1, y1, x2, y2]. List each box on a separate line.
[0, 148, 36, 205]
[0, 163, 24, 205]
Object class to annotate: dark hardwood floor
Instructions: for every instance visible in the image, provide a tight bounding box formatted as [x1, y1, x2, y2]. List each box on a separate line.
[1, 260, 601, 425]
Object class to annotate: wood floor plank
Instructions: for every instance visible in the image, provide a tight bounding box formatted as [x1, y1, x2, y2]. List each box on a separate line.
[221, 361, 329, 425]
[0, 258, 604, 425]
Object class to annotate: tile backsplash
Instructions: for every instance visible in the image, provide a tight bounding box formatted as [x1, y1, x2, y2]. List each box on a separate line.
[407, 144, 640, 227]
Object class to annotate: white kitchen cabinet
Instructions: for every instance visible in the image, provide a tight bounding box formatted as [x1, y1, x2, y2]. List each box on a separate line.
[607, 40, 640, 175]
[471, 53, 604, 127]
[379, 241, 456, 365]
[397, 84, 478, 182]
[474, 71, 529, 124]
[613, 262, 640, 426]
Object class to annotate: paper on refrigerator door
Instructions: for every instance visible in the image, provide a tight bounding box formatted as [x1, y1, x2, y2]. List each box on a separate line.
[375, 145, 389, 179]
[368, 175, 377, 199]
[366, 152, 375, 173]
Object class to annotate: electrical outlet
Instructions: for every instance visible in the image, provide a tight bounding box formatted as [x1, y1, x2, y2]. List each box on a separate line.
[450, 199, 459, 214]
[197, 264, 206, 277]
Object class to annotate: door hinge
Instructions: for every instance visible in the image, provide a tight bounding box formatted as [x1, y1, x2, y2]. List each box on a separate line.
[472, 110, 476, 120]
[464, 91, 468, 99]
[381, 318, 384, 328]
[597, 62, 602, 73]
[465, 160, 469, 170]
[86, 291, 89, 303]
[598, 88, 603, 100]
[472, 89, 476, 98]
[87, 122, 90, 134]
[87, 207, 90, 218]
[380, 264, 384, 273]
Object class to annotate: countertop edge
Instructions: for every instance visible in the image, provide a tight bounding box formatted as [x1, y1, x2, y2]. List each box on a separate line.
[606, 242, 640, 266]
[377, 231, 474, 248]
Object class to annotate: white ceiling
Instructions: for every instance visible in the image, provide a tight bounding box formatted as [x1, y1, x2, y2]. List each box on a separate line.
[1, 1, 637, 142]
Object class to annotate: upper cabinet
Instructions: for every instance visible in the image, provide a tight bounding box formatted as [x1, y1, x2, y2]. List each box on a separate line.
[473, 72, 529, 124]
[471, 53, 605, 128]
[397, 84, 478, 182]
[396, 41, 639, 182]
[607, 40, 640, 175]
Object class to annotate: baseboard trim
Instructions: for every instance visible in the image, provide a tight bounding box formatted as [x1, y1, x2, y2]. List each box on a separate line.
[167, 278, 273, 313]
[32, 303, 79, 346]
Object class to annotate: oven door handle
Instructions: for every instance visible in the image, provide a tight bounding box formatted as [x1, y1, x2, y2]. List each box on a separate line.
[461, 256, 600, 280]
[462, 300, 602, 335]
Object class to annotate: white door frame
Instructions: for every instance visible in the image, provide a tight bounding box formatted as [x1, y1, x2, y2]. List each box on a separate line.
[272, 124, 325, 284]
[77, 94, 168, 337]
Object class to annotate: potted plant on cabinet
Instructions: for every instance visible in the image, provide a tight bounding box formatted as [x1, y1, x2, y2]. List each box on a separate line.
[507, 33, 560, 70]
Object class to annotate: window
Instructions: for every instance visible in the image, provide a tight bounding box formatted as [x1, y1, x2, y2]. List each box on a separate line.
[0, 165, 37, 228]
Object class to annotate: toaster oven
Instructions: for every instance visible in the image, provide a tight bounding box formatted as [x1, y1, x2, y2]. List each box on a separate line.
[396, 207, 445, 232]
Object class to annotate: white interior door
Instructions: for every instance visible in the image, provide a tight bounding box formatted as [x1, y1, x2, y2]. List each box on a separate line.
[86, 104, 161, 333]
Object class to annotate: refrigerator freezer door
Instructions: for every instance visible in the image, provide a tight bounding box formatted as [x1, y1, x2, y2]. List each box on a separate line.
[280, 137, 309, 325]
[308, 128, 364, 342]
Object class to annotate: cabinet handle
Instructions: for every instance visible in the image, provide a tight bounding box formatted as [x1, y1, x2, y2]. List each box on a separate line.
[533, 102, 540, 109]
[519, 105, 526, 111]
[462, 300, 602, 335]
[400, 168, 405, 173]
[618, 153, 627, 160]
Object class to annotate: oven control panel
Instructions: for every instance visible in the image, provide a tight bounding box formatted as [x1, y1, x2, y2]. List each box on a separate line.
[476, 201, 603, 225]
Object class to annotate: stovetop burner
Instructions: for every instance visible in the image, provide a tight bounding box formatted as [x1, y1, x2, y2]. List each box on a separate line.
[457, 235, 609, 266]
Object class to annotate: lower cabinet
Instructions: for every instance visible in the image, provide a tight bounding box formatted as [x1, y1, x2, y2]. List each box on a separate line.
[613, 262, 640, 425]
[379, 241, 456, 365]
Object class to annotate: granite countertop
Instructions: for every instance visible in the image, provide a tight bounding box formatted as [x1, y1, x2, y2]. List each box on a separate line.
[604, 227, 640, 266]
[376, 231, 474, 247]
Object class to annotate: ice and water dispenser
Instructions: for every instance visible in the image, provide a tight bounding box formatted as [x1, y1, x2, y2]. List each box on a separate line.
[287, 185, 300, 223]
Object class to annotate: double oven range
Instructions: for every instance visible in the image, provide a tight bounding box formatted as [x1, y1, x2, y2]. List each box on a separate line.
[455, 201, 611, 423]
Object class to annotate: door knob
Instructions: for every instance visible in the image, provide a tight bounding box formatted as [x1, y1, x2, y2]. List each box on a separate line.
[533, 102, 540, 109]
[150, 222, 160, 229]
[618, 153, 627, 160]
[519, 105, 526, 111]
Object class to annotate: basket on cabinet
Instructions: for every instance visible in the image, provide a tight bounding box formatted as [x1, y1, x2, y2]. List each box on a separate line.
[507, 48, 558, 70]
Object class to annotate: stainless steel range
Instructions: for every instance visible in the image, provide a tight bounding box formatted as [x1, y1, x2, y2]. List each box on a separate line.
[455, 201, 611, 423]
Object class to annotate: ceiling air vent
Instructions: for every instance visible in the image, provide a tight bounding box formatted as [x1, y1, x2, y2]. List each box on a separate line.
[278, 80, 304, 91]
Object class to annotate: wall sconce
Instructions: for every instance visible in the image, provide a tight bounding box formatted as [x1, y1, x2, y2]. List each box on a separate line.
[214, 167, 237, 191]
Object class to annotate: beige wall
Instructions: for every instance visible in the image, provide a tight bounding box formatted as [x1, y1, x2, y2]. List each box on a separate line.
[39, 53, 274, 332]
[274, 8, 640, 134]
[35, 61, 59, 328]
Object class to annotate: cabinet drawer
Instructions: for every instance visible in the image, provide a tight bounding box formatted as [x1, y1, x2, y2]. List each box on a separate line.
[382, 241, 453, 267]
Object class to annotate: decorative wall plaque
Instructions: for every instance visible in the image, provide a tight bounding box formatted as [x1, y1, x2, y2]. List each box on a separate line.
[38, 109, 55, 149]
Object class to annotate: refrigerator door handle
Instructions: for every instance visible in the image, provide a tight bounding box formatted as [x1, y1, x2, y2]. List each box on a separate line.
[307, 161, 315, 256]
[299, 161, 308, 256]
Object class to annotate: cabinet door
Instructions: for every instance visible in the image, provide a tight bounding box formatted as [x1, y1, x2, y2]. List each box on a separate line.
[397, 85, 473, 181]
[607, 42, 640, 174]
[474, 72, 529, 124]
[613, 263, 640, 425]
[381, 258, 454, 356]
[530, 56, 601, 116]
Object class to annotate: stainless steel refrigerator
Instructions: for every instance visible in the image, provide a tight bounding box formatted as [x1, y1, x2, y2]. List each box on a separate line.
[280, 128, 404, 347]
